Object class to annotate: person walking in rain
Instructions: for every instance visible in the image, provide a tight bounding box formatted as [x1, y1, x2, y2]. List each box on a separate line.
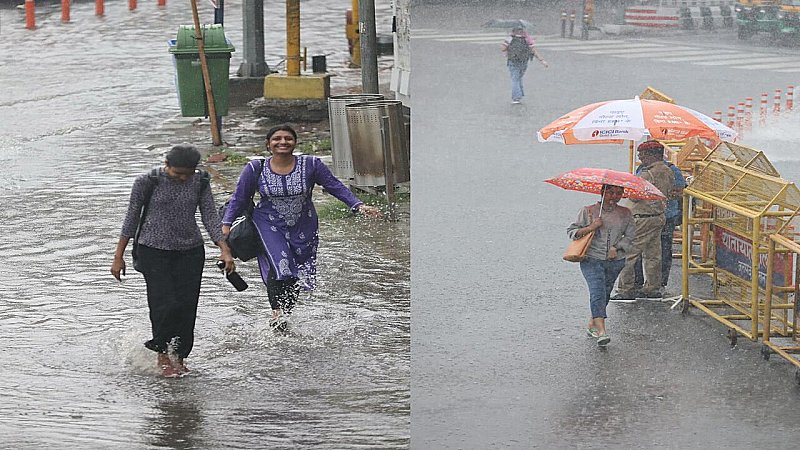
[221, 124, 381, 331]
[568, 184, 635, 346]
[111, 144, 235, 377]
[502, 25, 548, 104]
[613, 140, 675, 300]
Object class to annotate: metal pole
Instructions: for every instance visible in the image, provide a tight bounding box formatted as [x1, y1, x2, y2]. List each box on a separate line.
[286, 0, 301, 76]
[359, 0, 379, 93]
[351, 0, 361, 66]
[214, 0, 225, 143]
[681, 194, 690, 301]
[214, 0, 224, 25]
[240, 0, 268, 76]
[380, 116, 396, 221]
[190, 0, 222, 146]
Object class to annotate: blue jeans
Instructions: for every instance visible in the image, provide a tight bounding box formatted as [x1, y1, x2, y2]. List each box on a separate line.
[507, 59, 528, 101]
[580, 257, 626, 319]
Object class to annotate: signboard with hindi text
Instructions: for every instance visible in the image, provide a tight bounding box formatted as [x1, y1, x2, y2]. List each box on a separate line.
[714, 226, 793, 288]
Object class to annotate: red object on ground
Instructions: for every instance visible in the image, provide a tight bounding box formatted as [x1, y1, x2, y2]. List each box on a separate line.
[61, 0, 69, 22]
[25, 0, 35, 30]
[545, 167, 667, 200]
[744, 98, 752, 131]
[95, 0, 104, 15]
[206, 153, 228, 163]
[727, 105, 735, 128]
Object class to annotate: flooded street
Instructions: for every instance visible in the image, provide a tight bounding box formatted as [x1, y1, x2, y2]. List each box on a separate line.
[0, 0, 408, 447]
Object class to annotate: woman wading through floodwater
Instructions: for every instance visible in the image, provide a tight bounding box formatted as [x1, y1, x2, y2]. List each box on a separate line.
[111, 144, 235, 377]
[222, 125, 382, 330]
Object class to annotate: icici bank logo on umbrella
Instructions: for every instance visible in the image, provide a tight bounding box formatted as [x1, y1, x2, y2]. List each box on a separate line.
[660, 128, 688, 137]
[591, 129, 627, 137]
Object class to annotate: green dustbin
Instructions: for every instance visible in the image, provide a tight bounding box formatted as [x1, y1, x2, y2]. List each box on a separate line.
[168, 24, 235, 117]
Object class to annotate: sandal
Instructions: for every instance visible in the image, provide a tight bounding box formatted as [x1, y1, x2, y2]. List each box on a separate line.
[586, 327, 600, 338]
[597, 334, 611, 346]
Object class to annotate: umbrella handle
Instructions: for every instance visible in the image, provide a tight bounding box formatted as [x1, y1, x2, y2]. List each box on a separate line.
[598, 195, 604, 218]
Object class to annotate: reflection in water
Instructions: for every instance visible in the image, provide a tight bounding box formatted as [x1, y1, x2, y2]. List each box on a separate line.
[146, 395, 204, 449]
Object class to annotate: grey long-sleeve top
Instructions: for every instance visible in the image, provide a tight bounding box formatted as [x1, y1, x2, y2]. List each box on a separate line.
[120, 169, 224, 250]
[567, 202, 636, 261]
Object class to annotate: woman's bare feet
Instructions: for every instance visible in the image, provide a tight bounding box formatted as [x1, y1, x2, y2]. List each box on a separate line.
[158, 353, 180, 378]
[175, 357, 190, 375]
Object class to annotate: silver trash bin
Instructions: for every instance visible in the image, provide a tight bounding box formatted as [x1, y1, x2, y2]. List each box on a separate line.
[327, 94, 384, 180]
[345, 100, 410, 187]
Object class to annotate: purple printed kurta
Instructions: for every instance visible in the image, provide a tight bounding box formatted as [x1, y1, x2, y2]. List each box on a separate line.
[222, 155, 362, 290]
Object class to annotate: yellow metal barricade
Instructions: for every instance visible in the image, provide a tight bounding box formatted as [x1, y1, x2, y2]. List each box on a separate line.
[761, 210, 800, 379]
[680, 157, 800, 345]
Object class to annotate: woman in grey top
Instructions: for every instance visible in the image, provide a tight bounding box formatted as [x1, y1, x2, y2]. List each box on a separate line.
[111, 144, 234, 377]
[567, 184, 635, 346]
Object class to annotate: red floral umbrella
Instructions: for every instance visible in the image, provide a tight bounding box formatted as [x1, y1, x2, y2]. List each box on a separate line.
[544, 167, 666, 200]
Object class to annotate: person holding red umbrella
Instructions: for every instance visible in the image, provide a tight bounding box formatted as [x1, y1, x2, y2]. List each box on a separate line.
[567, 184, 636, 346]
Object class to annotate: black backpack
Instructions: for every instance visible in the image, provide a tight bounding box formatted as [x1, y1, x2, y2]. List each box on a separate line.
[507, 35, 531, 62]
[132, 168, 211, 271]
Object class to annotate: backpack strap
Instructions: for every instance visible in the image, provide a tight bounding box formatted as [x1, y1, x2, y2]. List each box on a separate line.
[252, 157, 265, 201]
[142, 168, 159, 212]
[133, 168, 160, 259]
[197, 169, 211, 196]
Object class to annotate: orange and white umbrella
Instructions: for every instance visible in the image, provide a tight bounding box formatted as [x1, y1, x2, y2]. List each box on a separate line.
[537, 97, 737, 145]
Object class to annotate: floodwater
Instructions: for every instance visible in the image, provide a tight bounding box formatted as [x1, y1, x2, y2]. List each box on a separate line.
[0, 0, 408, 447]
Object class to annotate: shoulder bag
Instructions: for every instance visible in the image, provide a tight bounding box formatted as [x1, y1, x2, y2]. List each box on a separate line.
[222, 159, 265, 262]
[563, 210, 595, 262]
[563, 230, 595, 262]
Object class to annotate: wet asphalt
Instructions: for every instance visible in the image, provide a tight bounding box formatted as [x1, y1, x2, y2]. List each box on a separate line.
[411, 1, 800, 447]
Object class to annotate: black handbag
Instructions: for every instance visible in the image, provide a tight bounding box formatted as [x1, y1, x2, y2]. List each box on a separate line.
[221, 158, 265, 262]
[226, 203, 263, 262]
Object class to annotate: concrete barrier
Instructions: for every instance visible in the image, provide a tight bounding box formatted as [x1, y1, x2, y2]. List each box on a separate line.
[624, 4, 734, 29]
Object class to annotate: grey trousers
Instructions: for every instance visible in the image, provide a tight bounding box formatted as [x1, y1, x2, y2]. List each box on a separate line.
[617, 214, 665, 294]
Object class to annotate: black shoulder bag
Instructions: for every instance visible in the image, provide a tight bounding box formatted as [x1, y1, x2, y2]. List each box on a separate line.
[221, 158, 266, 262]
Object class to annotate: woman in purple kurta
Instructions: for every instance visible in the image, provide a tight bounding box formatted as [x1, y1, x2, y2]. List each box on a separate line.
[222, 125, 380, 329]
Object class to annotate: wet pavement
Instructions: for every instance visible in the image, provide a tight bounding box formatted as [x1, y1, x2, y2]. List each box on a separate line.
[411, 1, 800, 447]
[0, 0, 408, 447]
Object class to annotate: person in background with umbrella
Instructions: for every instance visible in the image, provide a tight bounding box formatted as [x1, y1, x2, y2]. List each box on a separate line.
[613, 140, 675, 300]
[567, 184, 635, 346]
[501, 25, 548, 105]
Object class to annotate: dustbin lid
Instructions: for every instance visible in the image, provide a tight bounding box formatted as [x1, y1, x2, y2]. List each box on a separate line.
[169, 24, 235, 54]
[344, 100, 403, 110]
